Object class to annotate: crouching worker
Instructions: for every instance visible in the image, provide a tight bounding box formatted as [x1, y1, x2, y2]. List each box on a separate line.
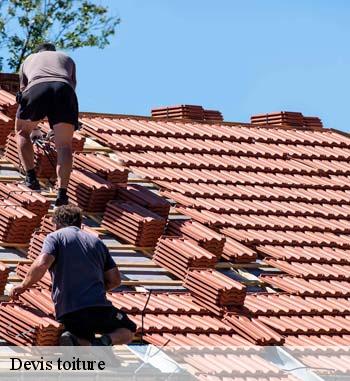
[10, 205, 136, 346]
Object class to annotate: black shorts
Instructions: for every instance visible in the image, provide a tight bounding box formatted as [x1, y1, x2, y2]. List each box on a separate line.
[58, 306, 137, 342]
[17, 81, 79, 129]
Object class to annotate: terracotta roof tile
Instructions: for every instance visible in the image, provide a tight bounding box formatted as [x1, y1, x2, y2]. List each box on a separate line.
[107, 291, 205, 314]
[73, 152, 128, 185]
[261, 275, 350, 297]
[117, 184, 170, 219]
[144, 332, 252, 347]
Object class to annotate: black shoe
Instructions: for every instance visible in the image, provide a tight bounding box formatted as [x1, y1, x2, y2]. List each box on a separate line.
[24, 178, 41, 191]
[54, 194, 69, 207]
[59, 331, 79, 346]
[91, 334, 112, 346]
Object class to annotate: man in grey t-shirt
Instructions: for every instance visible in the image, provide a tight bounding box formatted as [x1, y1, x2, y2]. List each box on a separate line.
[10, 205, 136, 346]
[16, 42, 79, 207]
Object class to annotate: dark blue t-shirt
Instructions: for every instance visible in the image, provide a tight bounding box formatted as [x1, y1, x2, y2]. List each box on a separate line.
[41, 226, 116, 318]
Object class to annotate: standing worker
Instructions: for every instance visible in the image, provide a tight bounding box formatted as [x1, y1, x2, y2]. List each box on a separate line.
[10, 205, 136, 346]
[16, 42, 78, 206]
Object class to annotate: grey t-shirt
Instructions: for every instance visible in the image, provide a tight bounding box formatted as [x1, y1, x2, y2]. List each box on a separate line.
[41, 226, 116, 319]
[20, 51, 76, 92]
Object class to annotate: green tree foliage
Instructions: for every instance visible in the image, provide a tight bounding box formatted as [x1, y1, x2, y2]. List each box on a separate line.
[0, 0, 120, 72]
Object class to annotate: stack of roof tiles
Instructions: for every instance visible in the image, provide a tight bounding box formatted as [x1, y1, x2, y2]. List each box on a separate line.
[166, 219, 225, 257]
[151, 105, 223, 122]
[19, 288, 54, 316]
[251, 111, 323, 129]
[4, 133, 57, 178]
[0, 200, 37, 243]
[0, 263, 9, 295]
[184, 269, 246, 314]
[27, 230, 46, 261]
[0, 89, 17, 118]
[303, 116, 323, 129]
[0, 303, 61, 345]
[40, 214, 55, 233]
[0, 182, 49, 224]
[16, 263, 51, 289]
[203, 109, 224, 122]
[117, 184, 170, 218]
[102, 201, 166, 246]
[222, 236, 257, 262]
[67, 169, 116, 212]
[153, 237, 217, 279]
[152, 105, 205, 120]
[73, 152, 128, 185]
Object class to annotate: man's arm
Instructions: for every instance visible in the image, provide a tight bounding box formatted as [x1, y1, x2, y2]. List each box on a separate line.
[101, 241, 120, 290]
[19, 63, 28, 92]
[104, 267, 121, 291]
[10, 254, 54, 300]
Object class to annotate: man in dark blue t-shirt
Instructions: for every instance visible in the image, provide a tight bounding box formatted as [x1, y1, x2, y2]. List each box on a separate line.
[10, 205, 136, 346]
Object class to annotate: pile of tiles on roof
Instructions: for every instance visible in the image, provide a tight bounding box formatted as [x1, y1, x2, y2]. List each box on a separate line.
[19, 288, 54, 316]
[184, 269, 247, 314]
[27, 230, 46, 261]
[251, 111, 323, 129]
[73, 152, 129, 185]
[17, 263, 51, 289]
[153, 237, 218, 279]
[67, 169, 116, 212]
[166, 219, 225, 257]
[0, 182, 49, 224]
[151, 105, 223, 122]
[102, 201, 166, 247]
[0, 303, 62, 345]
[0, 201, 37, 243]
[0, 263, 9, 295]
[116, 184, 170, 219]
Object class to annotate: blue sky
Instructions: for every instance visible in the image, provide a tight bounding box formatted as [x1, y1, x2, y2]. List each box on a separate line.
[7, 1, 350, 131]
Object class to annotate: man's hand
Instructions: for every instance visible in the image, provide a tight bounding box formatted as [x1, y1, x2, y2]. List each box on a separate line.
[9, 284, 27, 301]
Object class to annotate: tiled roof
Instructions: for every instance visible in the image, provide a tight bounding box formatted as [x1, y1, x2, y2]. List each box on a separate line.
[0, 89, 349, 376]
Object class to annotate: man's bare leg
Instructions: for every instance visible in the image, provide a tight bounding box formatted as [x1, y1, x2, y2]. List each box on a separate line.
[15, 118, 38, 170]
[53, 123, 74, 205]
[15, 118, 40, 189]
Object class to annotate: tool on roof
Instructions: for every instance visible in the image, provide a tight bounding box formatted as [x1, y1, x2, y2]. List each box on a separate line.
[30, 127, 56, 187]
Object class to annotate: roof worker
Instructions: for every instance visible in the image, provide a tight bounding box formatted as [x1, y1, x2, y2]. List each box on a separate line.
[10, 205, 136, 346]
[15, 42, 78, 206]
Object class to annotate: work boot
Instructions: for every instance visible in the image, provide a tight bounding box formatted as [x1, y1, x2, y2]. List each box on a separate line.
[59, 331, 79, 346]
[54, 194, 69, 207]
[24, 168, 41, 191]
[24, 178, 41, 191]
